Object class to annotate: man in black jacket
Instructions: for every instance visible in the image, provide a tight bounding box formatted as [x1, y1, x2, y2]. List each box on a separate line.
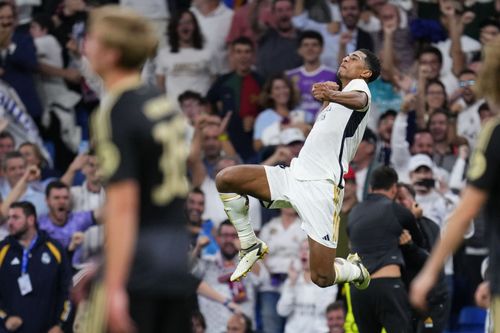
[337, 0, 374, 69]
[397, 183, 450, 333]
[348, 166, 421, 333]
[0, 201, 72, 333]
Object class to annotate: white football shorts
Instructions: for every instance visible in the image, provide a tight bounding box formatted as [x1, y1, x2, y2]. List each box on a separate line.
[263, 165, 344, 248]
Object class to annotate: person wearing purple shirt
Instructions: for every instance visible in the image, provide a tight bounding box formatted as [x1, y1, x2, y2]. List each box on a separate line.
[38, 181, 97, 267]
[286, 30, 336, 121]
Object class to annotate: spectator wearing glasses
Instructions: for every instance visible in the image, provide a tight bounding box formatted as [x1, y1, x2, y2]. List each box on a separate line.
[452, 69, 484, 148]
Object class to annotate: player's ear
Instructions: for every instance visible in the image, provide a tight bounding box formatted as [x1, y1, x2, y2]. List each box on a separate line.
[360, 69, 372, 81]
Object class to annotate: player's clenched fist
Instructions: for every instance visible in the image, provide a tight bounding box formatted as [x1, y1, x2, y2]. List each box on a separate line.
[312, 81, 339, 101]
[324, 81, 340, 90]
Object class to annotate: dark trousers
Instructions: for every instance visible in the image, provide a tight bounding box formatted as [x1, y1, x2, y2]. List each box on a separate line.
[415, 295, 451, 333]
[351, 277, 413, 333]
[129, 293, 193, 333]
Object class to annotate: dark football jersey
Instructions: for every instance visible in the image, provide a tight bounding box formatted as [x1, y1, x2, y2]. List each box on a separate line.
[467, 117, 500, 295]
[92, 80, 195, 296]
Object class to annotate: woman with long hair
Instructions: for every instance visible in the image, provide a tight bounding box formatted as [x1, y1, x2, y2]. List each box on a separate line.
[253, 74, 309, 152]
[415, 79, 448, 130]
[155, 10, 215, 105]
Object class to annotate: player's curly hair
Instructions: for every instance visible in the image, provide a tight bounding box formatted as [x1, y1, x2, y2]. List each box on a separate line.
[359, 49, 381, 83]
[475, 36, 500, 107]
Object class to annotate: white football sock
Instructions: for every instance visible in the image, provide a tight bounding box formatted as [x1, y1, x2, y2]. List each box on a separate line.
[333, 258, 362, 284]
[220, 193, 258, 249]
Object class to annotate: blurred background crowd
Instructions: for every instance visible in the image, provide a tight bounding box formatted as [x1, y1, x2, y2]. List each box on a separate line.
[0, 0, 498, 332]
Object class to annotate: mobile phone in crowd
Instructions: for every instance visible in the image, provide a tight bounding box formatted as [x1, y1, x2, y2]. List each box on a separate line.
[78, 140, 89, 155]
[72, 22, 86, 52]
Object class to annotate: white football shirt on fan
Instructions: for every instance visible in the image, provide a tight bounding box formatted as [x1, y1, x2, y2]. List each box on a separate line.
[290, 79, 371, 187]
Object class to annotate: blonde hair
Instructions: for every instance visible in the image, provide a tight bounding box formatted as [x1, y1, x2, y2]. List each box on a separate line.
[88, 5, 158, 70]
[475, 36, 500, 107]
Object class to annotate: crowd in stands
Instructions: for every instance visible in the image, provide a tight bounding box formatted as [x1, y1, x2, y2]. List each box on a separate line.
[0, 0, 498, 332]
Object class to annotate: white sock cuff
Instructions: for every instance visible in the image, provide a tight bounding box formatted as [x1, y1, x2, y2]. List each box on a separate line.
[334, 258, 361, 284]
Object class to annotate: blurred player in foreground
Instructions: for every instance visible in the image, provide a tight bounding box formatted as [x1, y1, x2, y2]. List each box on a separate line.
[216, 49, 380, 289]
[84, 6, 195, 333]
[410, 36, 500, 331]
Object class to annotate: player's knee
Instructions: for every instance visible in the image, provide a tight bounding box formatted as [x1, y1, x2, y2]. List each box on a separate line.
[311, 271, 335, 288]
[215, 166, 238, 192]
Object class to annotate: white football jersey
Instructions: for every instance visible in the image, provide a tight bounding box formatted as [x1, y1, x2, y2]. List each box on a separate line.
[290, 79, 372, 187]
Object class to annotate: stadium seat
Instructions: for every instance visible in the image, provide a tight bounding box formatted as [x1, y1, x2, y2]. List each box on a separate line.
[457, 306, 486, 333]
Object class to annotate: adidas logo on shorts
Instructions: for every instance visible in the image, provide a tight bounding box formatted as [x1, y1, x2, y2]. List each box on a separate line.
[322, 234, 330, 241]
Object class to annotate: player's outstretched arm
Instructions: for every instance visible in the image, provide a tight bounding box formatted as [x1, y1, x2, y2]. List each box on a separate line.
[410, 185, 486, 310]
[104, 180, 139, 332]
[312, 82, 368, 111]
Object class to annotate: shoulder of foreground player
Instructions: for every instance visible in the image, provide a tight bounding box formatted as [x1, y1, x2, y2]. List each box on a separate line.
[113, 87, 179, 121]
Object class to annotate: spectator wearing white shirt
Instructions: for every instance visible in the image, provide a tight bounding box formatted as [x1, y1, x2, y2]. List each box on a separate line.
[30, 14, 83, 161]
[61, 152, 105, 212]
[190, 0, 233, 74]
[258, 208, 307, 333]
[452, 69, 484, 148]
[155, 10, 216, 108]
[277, 240, 338, 333]
[408, 154, 456, 228]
